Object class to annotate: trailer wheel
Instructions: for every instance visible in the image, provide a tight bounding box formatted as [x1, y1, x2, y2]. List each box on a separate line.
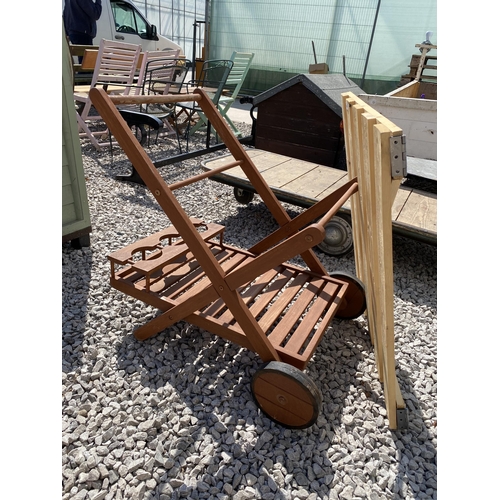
[234, 187, 254, 204]
[251, 361, 322, 429]
[316, 215, 353, 257]
[330, 271, 366, 319]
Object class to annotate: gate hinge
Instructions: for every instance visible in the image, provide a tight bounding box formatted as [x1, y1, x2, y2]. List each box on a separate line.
[390, 135, 407, 179]
[396, 407, 409, 430]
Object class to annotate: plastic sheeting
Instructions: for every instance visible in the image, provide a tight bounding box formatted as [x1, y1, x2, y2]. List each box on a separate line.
[133, 0, 436, 94]
[133, 0, 207, 63]
[208, 0, 436, 93]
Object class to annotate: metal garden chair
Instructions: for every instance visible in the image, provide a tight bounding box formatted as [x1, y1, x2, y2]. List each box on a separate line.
[190, 51, 254, 137]
[174, 59, 234, 150]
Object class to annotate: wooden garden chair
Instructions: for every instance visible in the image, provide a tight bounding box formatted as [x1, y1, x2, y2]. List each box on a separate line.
[74, 38, 142, 150]
[89, 86, 408, 430]
[189, 51, 254, 137]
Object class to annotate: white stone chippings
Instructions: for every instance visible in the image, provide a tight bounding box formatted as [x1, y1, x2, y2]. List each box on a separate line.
[63, 124, 437, 499]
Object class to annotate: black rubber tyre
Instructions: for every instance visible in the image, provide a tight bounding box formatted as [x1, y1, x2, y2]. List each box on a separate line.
[330, 271, 367, 319]
[316, 215, 353, 257]
[233, 187, 254, 204]
[251, 361, 322, 429]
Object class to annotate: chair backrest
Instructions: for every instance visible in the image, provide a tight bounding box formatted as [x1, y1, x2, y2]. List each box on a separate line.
[91, 39, 142, 94]
[224, 51, 254, 99]
[143, 58, 190, 95]
[133, 49, 181, 95]
[140, 58, 190, 113]
[197, 59, 234, 104]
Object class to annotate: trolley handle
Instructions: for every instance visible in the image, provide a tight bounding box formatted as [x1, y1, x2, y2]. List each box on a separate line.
[316, 181, 358, 229]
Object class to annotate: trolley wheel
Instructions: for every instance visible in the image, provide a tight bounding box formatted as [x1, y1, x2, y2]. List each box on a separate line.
[316, 215, 353, 257]
[330, 271, 367, 319]
[251, 361, 322, 429]
[234, 187, 254, 204]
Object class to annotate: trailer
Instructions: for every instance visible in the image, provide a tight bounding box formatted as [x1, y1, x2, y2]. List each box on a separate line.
[201, 46, 437, 256]
[201, 148, 436, 257]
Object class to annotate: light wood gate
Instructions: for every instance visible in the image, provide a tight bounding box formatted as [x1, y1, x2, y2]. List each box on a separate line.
[342, 91, 407, 429]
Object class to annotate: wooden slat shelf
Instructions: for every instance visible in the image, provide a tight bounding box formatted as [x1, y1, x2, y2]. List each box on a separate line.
[202, 149, 437, 244]
[109, 228, 347, 370]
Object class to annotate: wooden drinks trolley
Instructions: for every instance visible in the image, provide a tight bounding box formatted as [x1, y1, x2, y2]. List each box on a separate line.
[90, 87, 407, 429]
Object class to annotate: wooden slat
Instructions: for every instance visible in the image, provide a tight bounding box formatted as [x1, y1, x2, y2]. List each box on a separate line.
[81, 49, 145, 71]
[202, 266, 300, 330]
[396, 189, 437, 233]
[167, 250, 248, 298]
[262, 159, 323, 189]
[149, 246, 229, 294]
[199, 252, 255, 318]
[281, 280, 339, 356]
[281, 165, 343, 199]
[257, 273, 310, 334]
[132, 251, 198, 292]
[266, 278, 324, 347]
[314, 170, 350, 199]
[248, 268, 295, 318]
[216, 267, 282, 324]
[342, 91, 406, 429]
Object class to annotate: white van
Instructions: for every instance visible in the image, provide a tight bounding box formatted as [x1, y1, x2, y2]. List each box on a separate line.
[65, 0, 183, 54]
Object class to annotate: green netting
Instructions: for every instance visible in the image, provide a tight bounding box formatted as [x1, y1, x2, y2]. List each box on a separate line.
[208, 0, 437, 93]
[133, 0, 437, 94]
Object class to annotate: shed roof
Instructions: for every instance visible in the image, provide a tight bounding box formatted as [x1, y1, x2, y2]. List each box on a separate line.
[253, 73, 364, 115]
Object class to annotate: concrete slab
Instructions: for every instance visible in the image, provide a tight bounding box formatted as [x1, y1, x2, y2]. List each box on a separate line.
[226, 101, 255, 125]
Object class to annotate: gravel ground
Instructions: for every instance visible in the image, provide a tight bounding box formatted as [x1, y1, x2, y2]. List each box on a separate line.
[62, 123, 437, 500]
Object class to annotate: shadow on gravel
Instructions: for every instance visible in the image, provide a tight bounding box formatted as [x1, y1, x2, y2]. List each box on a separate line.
[392, 371, 438, 499]
[87, 132, 219, 181]
[111, 318, 365, 499]
[62, 242, 94, 373]
[392, 235, 437, 310]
